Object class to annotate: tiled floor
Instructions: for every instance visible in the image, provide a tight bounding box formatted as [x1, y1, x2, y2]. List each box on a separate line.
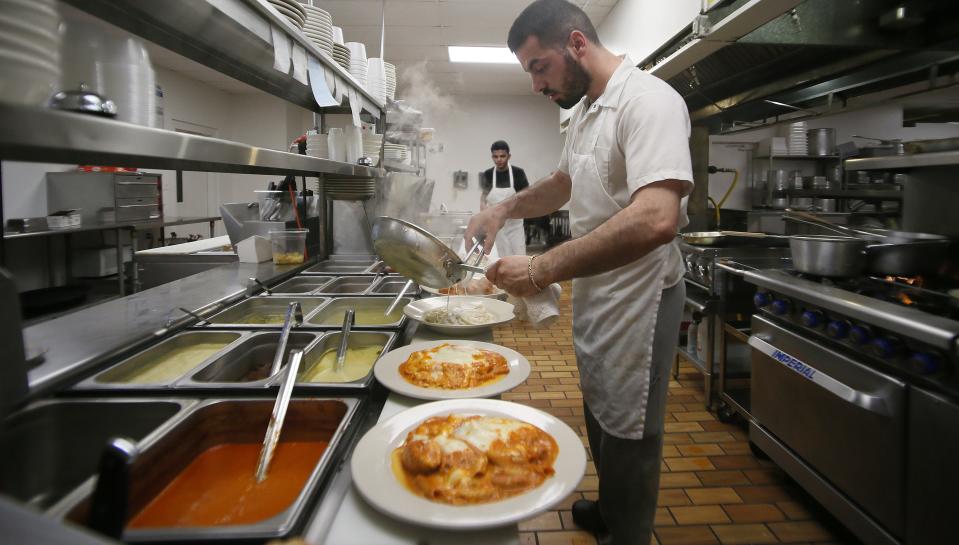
[497, 283, 861, 545]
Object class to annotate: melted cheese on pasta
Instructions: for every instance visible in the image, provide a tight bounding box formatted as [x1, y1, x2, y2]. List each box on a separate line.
[398, 343, 509, 390]
[393, 414, 558, 505]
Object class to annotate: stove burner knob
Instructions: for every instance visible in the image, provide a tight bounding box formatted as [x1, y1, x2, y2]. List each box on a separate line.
[871, 337, 902, 359]
[849, 325, 873, 345]
[909, 352, 942, 375]
[801, 310, 824, 328]
[753, 292, 772, 308]
[827, 320, 850, 339]
[771, 299, 791, 316]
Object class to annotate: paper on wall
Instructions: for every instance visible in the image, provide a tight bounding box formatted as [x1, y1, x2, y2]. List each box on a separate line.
[291, 44, 308, 84]
[308, 56, 338, 107]
[348, 88, 362, 127]
[270, 25, 291, 74]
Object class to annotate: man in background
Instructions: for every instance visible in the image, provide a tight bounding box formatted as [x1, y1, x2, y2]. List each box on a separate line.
[480, 140, 529, 256]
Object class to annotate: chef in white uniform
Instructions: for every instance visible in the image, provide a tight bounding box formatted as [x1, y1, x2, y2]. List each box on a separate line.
[465, 2, 693, 544]
[481, 140, 529, 257]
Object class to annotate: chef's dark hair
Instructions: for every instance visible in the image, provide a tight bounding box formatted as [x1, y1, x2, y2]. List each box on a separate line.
[507, 0, 600, 53]
[491, 140, 510, 153]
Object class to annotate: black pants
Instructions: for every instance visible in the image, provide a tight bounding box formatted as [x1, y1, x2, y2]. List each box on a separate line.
[583, 281, 685, 545]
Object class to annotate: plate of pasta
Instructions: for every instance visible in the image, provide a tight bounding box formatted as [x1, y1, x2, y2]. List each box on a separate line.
[373, 340, 530, 400]
[404, 296, 515, 335]
[351, 399, 587, 529]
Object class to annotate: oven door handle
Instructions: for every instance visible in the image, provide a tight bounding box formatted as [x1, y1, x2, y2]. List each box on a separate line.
[748, 335, 891, 417]
[684, 296, 711, 314]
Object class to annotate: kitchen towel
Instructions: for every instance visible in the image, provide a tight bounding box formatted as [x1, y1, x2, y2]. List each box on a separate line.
[515, 283, 562, 328]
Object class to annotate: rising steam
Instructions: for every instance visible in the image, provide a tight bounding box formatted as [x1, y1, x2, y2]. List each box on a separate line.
[396, 61, 457, 125]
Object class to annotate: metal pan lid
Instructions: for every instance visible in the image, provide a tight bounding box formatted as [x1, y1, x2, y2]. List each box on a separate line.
[371, 217, 462, 289]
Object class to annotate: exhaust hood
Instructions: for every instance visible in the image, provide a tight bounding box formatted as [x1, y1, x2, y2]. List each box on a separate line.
[640, 0, 959, 134]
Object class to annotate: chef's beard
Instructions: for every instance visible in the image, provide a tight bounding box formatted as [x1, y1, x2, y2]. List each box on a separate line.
[551, 50, 590, 110]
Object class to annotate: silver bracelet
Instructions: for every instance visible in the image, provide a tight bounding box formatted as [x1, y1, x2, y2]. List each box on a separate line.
[528, 255, 544, 291]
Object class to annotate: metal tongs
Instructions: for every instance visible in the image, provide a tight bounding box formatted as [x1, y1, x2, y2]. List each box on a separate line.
[255, 348, 303, 483]
[459, 237, 486, 284]
[334, 308, 355, 372]
[269, 301, 303, 377]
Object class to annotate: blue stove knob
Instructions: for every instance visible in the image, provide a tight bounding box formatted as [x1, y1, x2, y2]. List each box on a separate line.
[827, 320, 850, 339]
[801, 310, 824, 328]
[771, 299, 791, 316]
[909, 352, 942, 375]
[849, 325, 873, 345]
[753, 292, 772, 308]
[871, 337, 901, 359]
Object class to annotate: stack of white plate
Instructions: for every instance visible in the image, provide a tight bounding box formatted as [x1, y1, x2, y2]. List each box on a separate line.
[300, 3, 333, 55]
[325, 177, 376, 200]
[332, 43, 351, 71]
[331, 26, 345, 46]
[346, 42, 368, 85]
[384, 61, 396, 100]
[362, 133, 409, 163]
[269, 0, 306, 29]
[786, 121, 808, 155]
[0, 0, 60, 107]
[366, 57, 387, 103]
[306, 131, 329, 159]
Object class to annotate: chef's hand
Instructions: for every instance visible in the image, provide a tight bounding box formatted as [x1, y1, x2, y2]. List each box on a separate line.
[486, 256, 541, 297]
[465, 207, 506, 255]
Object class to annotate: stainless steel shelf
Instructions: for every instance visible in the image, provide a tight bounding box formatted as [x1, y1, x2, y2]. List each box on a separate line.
[785, 189, 903, 199]
[754, 155, 840, 160]
[845, 150, 959, 171]
[0, 104, 378, 177]
[382, 160, 419, 174]
[62, 0, 385, 116]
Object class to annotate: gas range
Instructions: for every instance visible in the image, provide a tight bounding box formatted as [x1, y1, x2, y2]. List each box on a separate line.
[744, 268, 959, 396]
[679, 242, 790, 289]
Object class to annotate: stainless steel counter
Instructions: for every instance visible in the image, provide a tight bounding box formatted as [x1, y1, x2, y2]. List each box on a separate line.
[23, 260, 305, 398]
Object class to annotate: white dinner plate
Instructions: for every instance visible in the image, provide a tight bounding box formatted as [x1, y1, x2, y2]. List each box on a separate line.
[404, 296, 514, 335]
[351, 398, 587, 529]
[374, 339, 529, 400]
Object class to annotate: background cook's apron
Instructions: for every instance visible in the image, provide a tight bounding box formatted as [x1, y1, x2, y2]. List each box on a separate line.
[567, 82, 671, 440]
[486, 165, 526, 257]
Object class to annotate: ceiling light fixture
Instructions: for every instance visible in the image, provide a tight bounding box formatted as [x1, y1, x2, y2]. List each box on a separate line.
[448, 46, 519, 64]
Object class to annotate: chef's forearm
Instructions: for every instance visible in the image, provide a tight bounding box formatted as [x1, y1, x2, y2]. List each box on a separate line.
[497, 171, 571, 220]
[534, 181, 682, 284]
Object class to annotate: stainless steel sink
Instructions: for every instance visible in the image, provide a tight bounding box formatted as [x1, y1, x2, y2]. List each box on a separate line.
[180, 331, 322, 386]
[289, 331, 396, 390]
[206, 297, 327, 327]
[306, 297, 409, 329]
[271, 276, 333, 295]
[0, 399, 191, 511]
[315, 276, 375, 295]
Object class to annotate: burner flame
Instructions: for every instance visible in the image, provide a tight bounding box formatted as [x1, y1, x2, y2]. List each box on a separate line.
[898, 292, 915, 306]
[884, 275, 925, 288]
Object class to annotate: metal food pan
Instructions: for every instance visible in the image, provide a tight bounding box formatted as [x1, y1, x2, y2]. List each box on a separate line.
[370, 277, 418, 295]
[176, 331, 322, 389]
[302, 261, 370, 275]
[270, 276, 334, 295]
[57, 397, 360, 543]
[281, 331, 396, 391]
[313, 276, 376, 296]
[1, 398, 195, 513]
[306, 297, 410, 329]
[328, 254, 378, 264]
[204, 297, 327, 328]
[74, 331, 247, 390]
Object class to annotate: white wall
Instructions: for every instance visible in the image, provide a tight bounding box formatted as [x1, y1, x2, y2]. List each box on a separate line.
[597, 0, 700, 62]
[424, 94, 566, 213]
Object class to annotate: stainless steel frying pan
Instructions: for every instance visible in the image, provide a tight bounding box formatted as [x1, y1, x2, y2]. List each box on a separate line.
[371, 217, 485, 289]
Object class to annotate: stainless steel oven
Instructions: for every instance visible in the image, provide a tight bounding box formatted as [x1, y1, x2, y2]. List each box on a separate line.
[749, 314, 906, 545]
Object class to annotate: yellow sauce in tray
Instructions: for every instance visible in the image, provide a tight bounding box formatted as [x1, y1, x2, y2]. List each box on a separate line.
[104, 342, 228, 384]
[301, 346, 383, 383]
[314, 308, 402, 326]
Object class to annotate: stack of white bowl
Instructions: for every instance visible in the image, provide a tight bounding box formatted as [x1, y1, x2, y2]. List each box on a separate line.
[786, 121, 808, 155]
[366, 57, 388, 103]
[306, 130, 328, 159]
[363, 132, 409, 163]
[384, 61, 397, 101]
[331, 27, 350, 71]
[346, 42, 368, 85]
[268, 0, 306, 29]
[327, 127, 346, 163]
[0, 0, 61, 107]
[300, 3, 333, 55]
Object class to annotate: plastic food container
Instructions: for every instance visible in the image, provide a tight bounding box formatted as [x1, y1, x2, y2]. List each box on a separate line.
[270, 229, 308, 265]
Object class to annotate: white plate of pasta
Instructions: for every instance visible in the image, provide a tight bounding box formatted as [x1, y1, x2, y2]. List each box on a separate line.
[351, 399, 587, 529]
[373, 340, 530, 400]
[404, 296, 515, 335]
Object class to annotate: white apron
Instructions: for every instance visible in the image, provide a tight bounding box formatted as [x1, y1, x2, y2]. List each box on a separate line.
[486, 165, 527, 257]
[568, 81, 671, 440]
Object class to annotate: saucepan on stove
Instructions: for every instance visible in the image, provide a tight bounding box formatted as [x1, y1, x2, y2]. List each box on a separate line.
[784, 210, 952, 277]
